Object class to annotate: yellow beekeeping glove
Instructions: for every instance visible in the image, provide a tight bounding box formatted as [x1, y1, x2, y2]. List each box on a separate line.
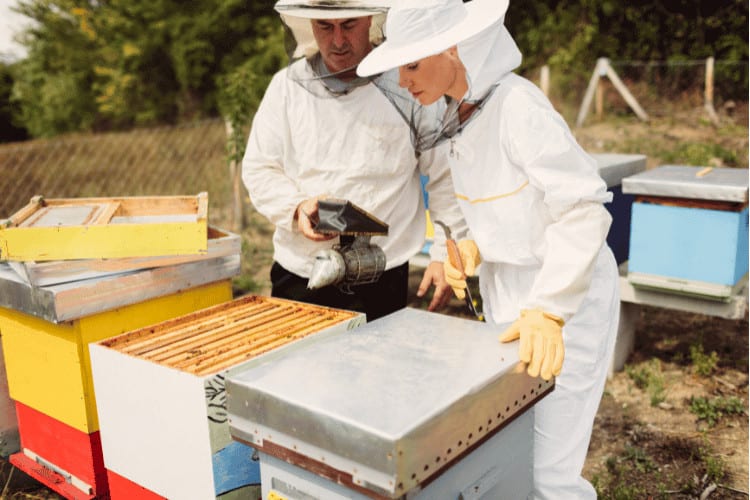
[443, 239, 481, 300]
[498, 309, 565, 381]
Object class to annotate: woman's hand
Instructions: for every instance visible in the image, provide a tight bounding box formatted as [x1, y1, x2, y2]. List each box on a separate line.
[498, 309, 565, 381]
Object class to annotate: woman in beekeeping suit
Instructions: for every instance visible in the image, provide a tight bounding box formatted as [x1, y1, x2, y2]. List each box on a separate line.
[358, 0, 620, 497]
[242, 0, 467, 320]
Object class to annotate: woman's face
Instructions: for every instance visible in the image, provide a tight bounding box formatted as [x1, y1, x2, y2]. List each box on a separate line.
[398, 49, 465, 105]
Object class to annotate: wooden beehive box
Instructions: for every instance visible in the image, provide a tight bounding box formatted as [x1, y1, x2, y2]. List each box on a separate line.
[89, 295, 365, 500]
[7, 226, 239, 288]
[623, 165, 748, 299]
[592, 153, 647, 264]
[0, 280, 234, 433]
[0, 193, 209, 261]
[1, 280, 233, 499]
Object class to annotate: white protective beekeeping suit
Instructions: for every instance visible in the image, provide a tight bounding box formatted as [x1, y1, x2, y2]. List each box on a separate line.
[242, 0, 466, 281]
[357, 0, 620, 497]
[454, 50, 621, 498]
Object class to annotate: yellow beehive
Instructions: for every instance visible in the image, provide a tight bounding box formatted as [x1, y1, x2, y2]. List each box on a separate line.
[0, 193, 209, 261]
[0, 280, 232, 433]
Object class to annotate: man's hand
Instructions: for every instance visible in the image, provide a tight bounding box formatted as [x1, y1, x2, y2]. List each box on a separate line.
[295, 197, 336, 242]
[417, 261, 453, 311]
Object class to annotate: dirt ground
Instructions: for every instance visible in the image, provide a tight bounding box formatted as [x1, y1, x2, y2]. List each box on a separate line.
[573, 103, 749, 498]
[2, 105, 748, 498]
[584, 306, 748, 498]
[404, 268, 749, 499]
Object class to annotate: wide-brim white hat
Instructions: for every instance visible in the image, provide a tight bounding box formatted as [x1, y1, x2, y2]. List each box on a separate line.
[357, 0, 509, 77]
[274, 0, 391, 19]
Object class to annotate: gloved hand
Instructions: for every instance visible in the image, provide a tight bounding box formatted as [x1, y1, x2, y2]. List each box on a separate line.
[443, 239, 481, 300]
[498, 309, 565, 381]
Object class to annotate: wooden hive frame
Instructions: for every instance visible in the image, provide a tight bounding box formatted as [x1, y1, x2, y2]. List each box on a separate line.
[9, 225, 239, 287]
[0, 193, 208, 261]
[101, 295, 359, 376]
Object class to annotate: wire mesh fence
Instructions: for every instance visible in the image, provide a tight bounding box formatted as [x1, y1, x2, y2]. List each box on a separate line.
[527, 58, 748, 125]
[0, 59, 746, 227]
[0, 118, 238, 228]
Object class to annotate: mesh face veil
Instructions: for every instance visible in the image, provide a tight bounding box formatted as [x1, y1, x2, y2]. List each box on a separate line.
[371, 69, 496, 153]
[357, 0, 520, 152]
[275, 0, 390, 97]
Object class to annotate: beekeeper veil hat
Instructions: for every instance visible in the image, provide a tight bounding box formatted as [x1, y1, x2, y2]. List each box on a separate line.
[275, 0, 391, 97]
[356, 0, 522, 151]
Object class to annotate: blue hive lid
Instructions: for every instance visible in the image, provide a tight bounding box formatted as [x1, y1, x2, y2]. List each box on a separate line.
[622, 165, 748, 202]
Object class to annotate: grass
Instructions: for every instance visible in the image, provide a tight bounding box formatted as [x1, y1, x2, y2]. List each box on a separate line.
[661, 141, 738, 166]
[688, 395, 746, 428]
[689, 343, 719, 377]
[625, 358, 666, 407]
[592, 429, 734, 499]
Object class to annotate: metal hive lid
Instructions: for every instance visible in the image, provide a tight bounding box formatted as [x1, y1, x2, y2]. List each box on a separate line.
[227, 308, 551, 497]
[622, 165, 749, 202]
[593, 153, 647, 187]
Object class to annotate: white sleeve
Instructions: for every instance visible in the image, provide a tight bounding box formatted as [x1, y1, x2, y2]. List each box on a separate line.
[508, 91, 612, 320]
[527, 202, 611, 321]
[418, 142, 470, 262]
[241, 71, 308, 232]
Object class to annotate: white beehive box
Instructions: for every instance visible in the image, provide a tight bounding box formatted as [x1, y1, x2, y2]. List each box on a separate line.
[90, 295, 365, 500]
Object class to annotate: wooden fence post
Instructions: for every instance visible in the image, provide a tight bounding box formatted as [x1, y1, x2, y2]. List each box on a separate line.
[576, 58, 649, 127]
[604, 61, 649, 122]
[596, 77, 604, 118]
[225, 120, 244, 233]
[539, 65, 550, 97]
[576, 58, 609, 127]
[704, 56, 719, 124]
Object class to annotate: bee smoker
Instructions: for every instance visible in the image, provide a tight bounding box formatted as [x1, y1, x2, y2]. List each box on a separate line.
[306, 199, 389, 293]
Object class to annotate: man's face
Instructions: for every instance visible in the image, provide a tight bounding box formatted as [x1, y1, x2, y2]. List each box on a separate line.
[311, 17, 373, 75]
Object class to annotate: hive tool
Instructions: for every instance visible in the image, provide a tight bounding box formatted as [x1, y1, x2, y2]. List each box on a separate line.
[433, 220, 483, 321]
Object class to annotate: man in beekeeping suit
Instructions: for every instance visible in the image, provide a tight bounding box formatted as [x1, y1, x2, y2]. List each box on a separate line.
[242, 0, 467, 320]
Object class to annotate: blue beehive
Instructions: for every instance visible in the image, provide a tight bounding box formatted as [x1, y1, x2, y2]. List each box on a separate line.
[593, 153, 647, 264]
[623, 165, 749, 299]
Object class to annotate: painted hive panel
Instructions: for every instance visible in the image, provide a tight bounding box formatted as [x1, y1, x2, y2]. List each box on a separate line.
[12, 401, 108, 498]
[90, 295, 364, 500]
[0, 280, 233, 433]
[11, 226, 239, 287]
[107, 469, 167, 500]
[0, 193, 208, 261]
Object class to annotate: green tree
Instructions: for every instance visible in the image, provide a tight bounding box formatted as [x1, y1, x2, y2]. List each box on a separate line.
[11, 0, 99, 136]
[10, 0, 285, 136]
[0, 62, 29, 142]
[218, 16, 287, 166]
[505, 0, 748, 97]
[8, 0, 746, 137]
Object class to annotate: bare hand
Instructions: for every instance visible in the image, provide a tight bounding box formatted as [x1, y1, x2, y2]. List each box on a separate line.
[417, 261, 453, 311]
[296, 197, 336, 242]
